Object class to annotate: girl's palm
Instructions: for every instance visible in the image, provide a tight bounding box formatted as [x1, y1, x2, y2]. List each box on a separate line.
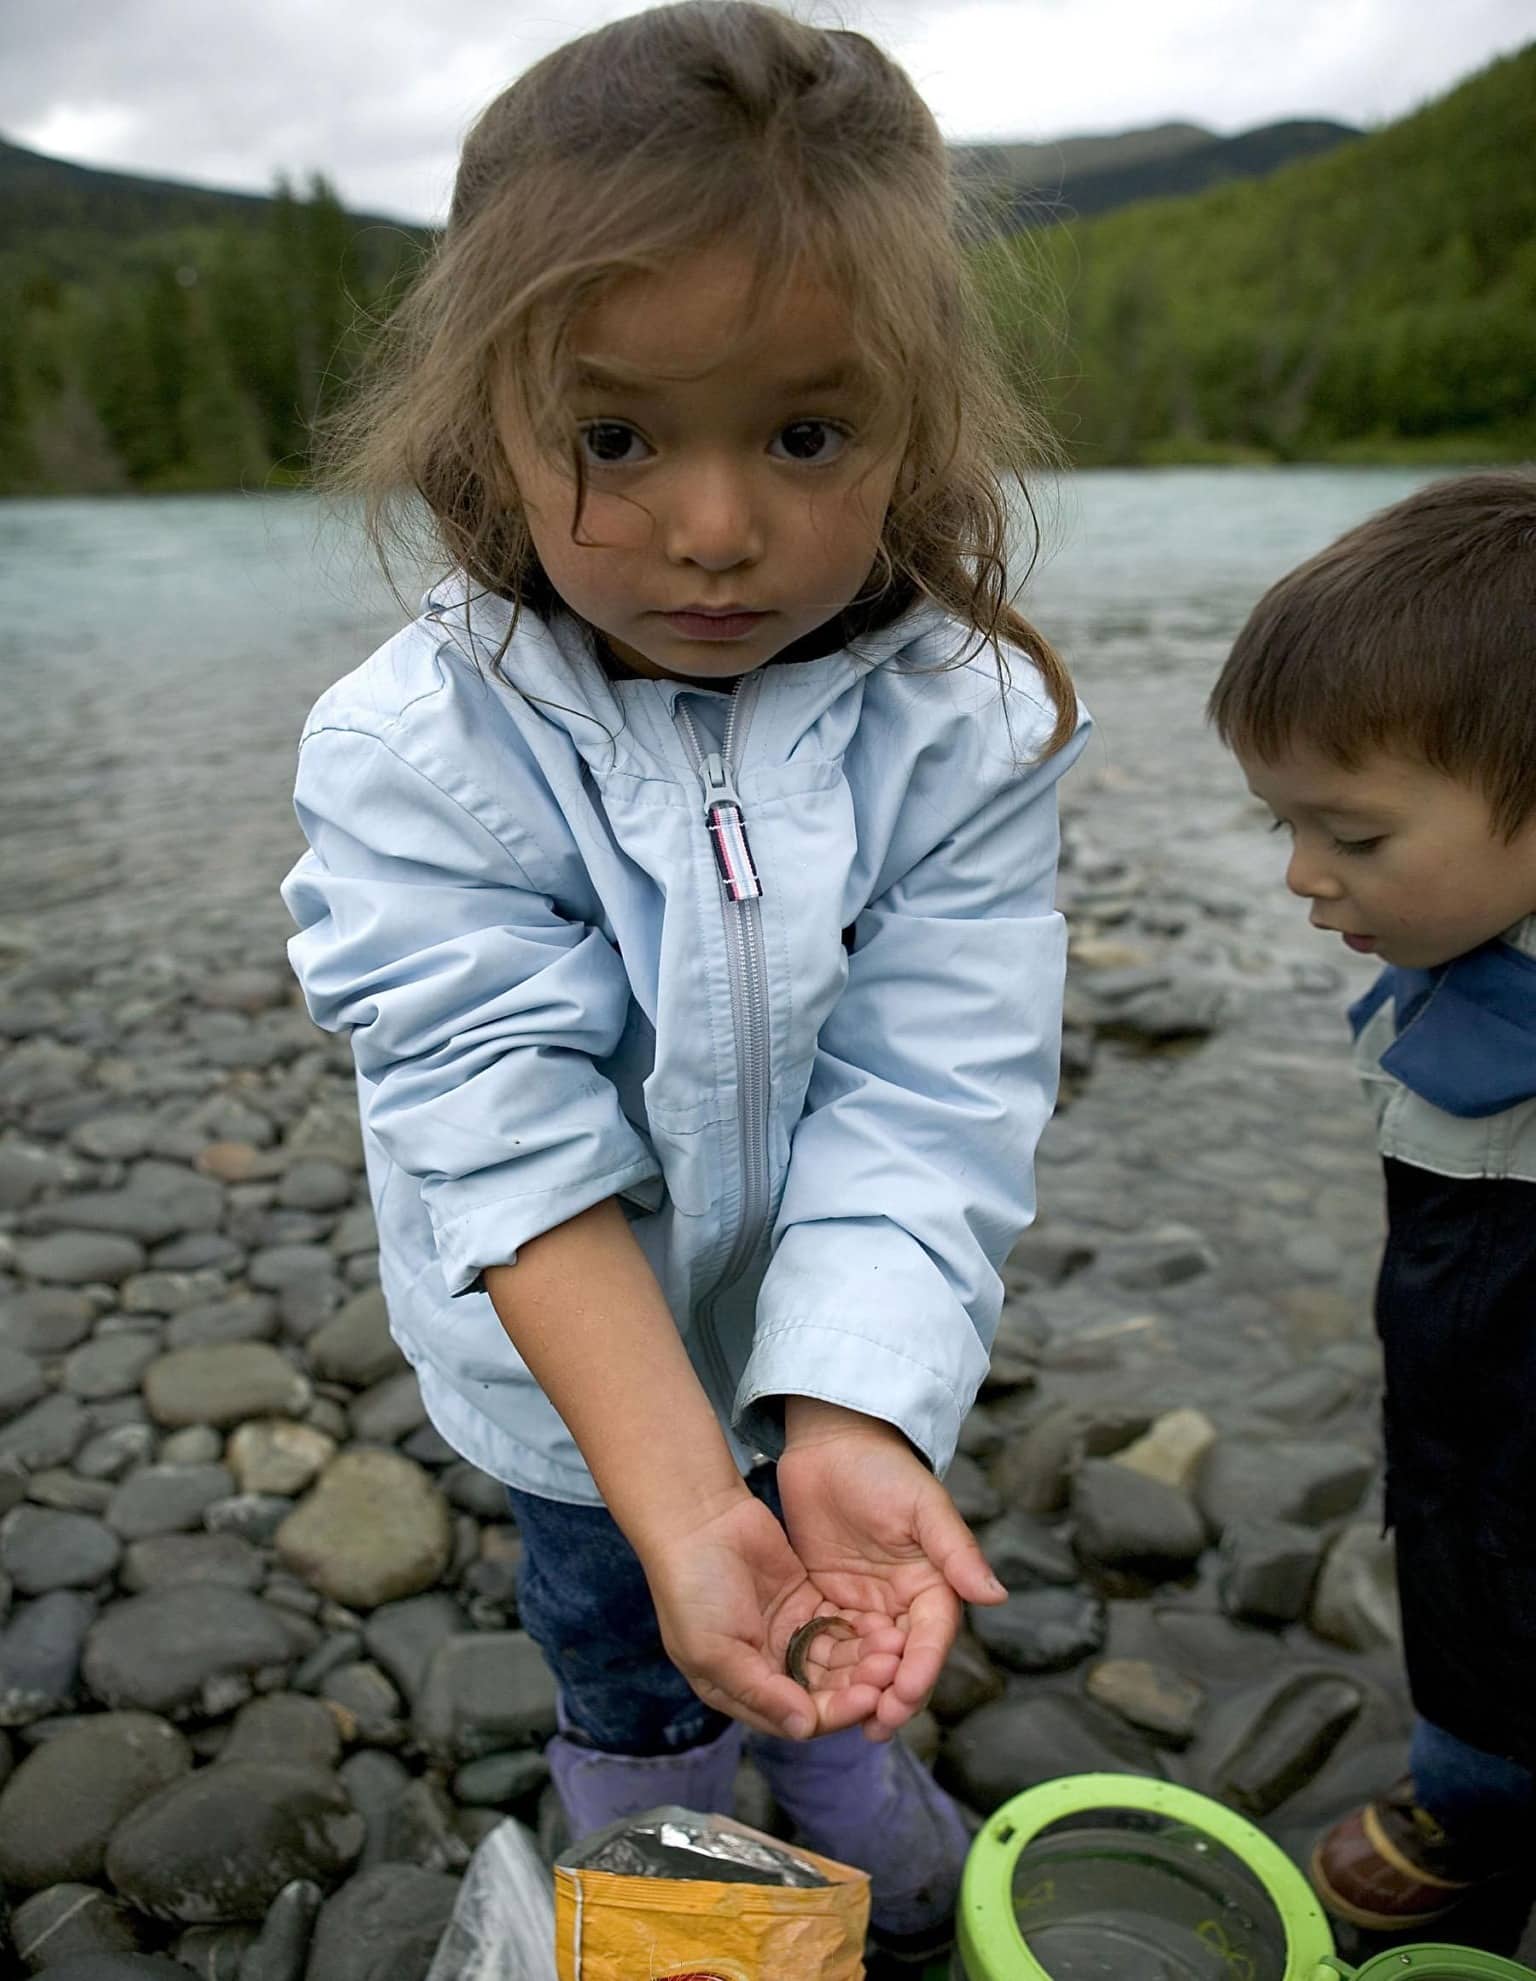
[777, 1431, 1003, 1734]
[643, 1491, 902, 1739]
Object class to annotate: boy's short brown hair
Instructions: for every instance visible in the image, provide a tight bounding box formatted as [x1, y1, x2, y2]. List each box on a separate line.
[1208, 471, 1536, 836]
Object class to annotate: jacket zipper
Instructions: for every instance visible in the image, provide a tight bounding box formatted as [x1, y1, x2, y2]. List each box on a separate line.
[673, 678, 772, 1404]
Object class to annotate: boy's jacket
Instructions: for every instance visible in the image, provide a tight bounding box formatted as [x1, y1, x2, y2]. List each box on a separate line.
[282, 585, 1086, 1501]
[1348, 932, 1536, 1118]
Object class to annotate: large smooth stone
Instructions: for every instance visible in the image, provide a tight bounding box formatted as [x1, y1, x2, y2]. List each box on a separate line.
[968, 1587, 1106, 1674]
[0, 1708, 191, 1888]
[1071, 1460, 1206, 1571]
[105, 1761, 364, 1923]
[412, 1630, 557, 1761]
[304, 1864, 461, 1981]
[276, 1451, 451, 1609]
[307, 1290, 403, 1389]
[0, 1589, 94, 1726]
[1197, 1439, 1373, 1536]
[938, 1693, 1162, 1813]
[82, 1585, 296, 1716]
[12, 1882, 156, 1966]
[143, 1343, 310, 1429]
[1, 1505, 122, 1593]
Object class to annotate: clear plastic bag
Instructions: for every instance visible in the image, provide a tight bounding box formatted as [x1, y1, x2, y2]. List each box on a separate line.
[424, 1817, 558, 1981]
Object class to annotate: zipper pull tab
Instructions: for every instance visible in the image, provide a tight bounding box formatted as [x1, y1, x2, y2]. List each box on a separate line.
[698, 752, 762, 903]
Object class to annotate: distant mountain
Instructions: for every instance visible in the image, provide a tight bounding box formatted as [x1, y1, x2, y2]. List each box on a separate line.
[0, 136, 416, 276]
[953, 117, 1361, 231]
[0, 111, 1358, 274]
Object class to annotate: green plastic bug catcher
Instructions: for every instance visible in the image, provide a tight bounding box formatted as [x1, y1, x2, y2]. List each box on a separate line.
[949, 1774, 1534, 1981]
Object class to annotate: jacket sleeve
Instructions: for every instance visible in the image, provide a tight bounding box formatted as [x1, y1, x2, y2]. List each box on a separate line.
[736, 701, 1087, 1475]
[282, 724, 660, 1295]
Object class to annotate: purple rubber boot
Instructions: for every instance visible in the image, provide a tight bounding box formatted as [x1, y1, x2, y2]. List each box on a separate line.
[749, 1726, 970, 1945]
[546, 1712, 746, 1838]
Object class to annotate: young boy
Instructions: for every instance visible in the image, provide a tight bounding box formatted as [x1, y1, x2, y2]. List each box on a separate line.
[1208, 471, 1536, 1931]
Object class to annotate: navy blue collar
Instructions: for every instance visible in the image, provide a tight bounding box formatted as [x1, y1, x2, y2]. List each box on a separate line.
[1349, 935, 1536, 1118]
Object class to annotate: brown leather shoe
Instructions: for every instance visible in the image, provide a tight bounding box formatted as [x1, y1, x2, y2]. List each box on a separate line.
[1310, 1777, 1507, 1931]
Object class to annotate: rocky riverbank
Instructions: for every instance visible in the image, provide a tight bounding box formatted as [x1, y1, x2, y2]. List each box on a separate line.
[7, 816, 1530, 1979]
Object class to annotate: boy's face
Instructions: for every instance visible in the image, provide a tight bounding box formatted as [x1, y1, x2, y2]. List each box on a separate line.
[1239, 744, 1536, 969]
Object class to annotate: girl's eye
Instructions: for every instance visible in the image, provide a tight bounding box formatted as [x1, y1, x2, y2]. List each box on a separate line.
[579, 421, 650, 466]
[771, 420, 847, 463]
[1266, 817, 1293, 836]
[1333, 835, 1385, 855]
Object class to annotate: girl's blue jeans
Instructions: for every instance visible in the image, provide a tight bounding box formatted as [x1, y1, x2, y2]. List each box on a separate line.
[506, 1468, 784, 1756]
[1413, 1718, 1536, 1842]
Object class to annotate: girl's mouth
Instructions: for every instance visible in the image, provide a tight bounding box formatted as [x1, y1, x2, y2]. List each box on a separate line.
[1341, 933, 1378, 954]
[662, 609, 768, 640]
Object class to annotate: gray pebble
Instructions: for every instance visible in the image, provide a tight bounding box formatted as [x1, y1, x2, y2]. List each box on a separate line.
[0, 1589, 95, 1726]
[120, 1532, 264, 1595]
[11, 1881, 157, 1965]
[107, 1463, 234, 1540]
[0, 1392, 89, 1470]
[82, 1584, 298, 1717]
[0, 1287, 95, 1355]
[969, 1587, 1106, 1675]
[62, 1330, 161, 1401]
[0, 1708, 191, 1888]
[1, 1506, 121, 1594]
[14, 1230, 146, 1285]
[75, 1422, 158, 1481]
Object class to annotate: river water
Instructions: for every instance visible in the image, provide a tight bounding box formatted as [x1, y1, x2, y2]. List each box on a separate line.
[0, 467, 1435, 1398]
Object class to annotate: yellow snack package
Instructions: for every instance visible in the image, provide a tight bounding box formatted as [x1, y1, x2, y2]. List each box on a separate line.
[554, 1806, 870, 1980]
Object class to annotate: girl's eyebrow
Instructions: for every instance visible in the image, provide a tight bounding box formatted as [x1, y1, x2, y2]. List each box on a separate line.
[571, 358, 866, 396]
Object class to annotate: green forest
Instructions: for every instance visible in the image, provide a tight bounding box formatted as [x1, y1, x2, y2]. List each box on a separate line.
[1, 40, 1531, 494]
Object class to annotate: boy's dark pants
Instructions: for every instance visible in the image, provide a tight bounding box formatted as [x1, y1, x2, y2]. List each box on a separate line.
[1378, 1158, 1536, 1836]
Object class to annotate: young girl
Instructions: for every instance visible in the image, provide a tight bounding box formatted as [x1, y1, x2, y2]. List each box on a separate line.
[284, 2, 1086, 1960]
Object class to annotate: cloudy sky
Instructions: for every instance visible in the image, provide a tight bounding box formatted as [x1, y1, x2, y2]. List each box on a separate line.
[5, 0, 1530, 223]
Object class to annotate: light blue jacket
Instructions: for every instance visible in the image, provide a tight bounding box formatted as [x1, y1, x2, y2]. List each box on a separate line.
[282, 585, 1087, 1502]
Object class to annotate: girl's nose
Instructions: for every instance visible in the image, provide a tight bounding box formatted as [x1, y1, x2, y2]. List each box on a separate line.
[662, 463, 762, 571]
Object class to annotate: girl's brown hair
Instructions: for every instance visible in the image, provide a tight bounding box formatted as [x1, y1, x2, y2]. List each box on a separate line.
[324, 0, 1076, 755]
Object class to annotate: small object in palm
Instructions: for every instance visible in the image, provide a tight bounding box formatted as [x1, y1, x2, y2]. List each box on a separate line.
[785, 1614, 858, 1688]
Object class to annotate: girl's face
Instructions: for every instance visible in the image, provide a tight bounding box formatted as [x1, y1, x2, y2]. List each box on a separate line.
[498, 247, 904, 683]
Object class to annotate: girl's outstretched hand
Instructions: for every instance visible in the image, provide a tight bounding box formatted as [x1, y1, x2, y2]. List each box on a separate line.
[776, 1400, 1008, 1739]
[638, 1485, 905, 1741]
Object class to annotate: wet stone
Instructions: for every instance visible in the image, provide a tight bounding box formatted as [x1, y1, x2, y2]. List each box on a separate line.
[120, 1532, 265, 1595]
[1219, 1519, 1325, 1626]
[25, 1467, 113, 1514]
[218, 1692, 342, 1774]
[1310, 1522, 1402, 1653]
[150, 1231, 243, 1275]
[0, 1392, 88, 1470]
[452, 1747, 551, 1809]
[105, 1760, 365, 1924]
[361, 1591, 464, 1704]
[1197, 1439, 1374, 1536]
[306, 1288, 401, 1389]
[159, 1424, 223, 1464]
[347, 1368, 426, 1443]
[166, 1296, 277, 1349]
[13, 1230, 146, 1283]
[277, 1159, 354, 1212]
[0, 1287, 95, 1355]
[176, 1922, 264, 1978]
[227, 1419, 335, 1497]
[82, 1584, 297, 1717]
[0, 1709, 192, 1889]
[75, 1422, 158, 1482]
[62, 1330, 161, 1400]
[143, 1342, 310, 1429]
[321, 1660, 404, 1745]
[1071, 1459, 1206, 1572]
[938, 1692, 1162, 1814]
[106, 1463, 234, 1540]
[247, 1245, 336, 1293]
[338, 1748, 412, 1868]
[0, 1589, 95, 1725]
[204, 1492, 294, 1545]
[305, 1864, 461, 1981]
[1207, 1671, 1365, 1818]
[11, 1881, 158, 1966]
[121, 1269, 229, 1316]
[1085, 1658, 1205, 1746]
[238, 1875, 324, 1981]
[276, 1450, 450, 1610]
[976, 1508, 1078, 1589]
[69, 1112, 160, 1161]
[968, 1586, 1106, 1674]
[0, 1343, 47, 1424]
[1112, 1408, 1219, 1494]
[929, 1630, 1006, 1724]
[413, 1629, 558, 1761]
[1, 1506, 121, 1594]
